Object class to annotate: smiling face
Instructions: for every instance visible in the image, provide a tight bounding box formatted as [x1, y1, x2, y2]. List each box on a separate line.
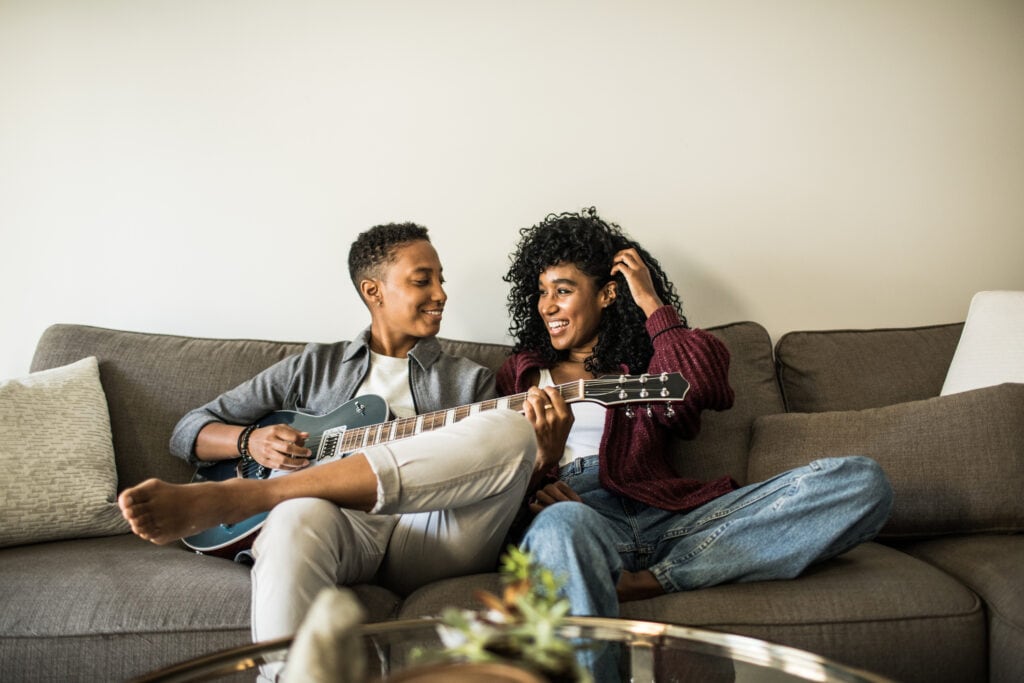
[537, 262, 616, 362]
[364, 239, 446, 357]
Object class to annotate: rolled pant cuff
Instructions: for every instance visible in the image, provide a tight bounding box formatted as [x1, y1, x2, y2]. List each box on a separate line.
[649, 563, 679, 594]
[363, 445, 400, 514]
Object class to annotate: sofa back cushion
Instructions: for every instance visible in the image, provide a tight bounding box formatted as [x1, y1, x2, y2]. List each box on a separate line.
[31, 325, 304, 488]
[669, 322, 784, 486]
[775, 323, 964, 412]
[437, 337, 511, 374]
[748, 382, 1024, 538]
[30, 321, 782, 493]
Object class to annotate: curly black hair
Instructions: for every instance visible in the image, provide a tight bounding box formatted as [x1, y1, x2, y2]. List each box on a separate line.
[347, 222, 430, 290]
[504, 208, 685, 374]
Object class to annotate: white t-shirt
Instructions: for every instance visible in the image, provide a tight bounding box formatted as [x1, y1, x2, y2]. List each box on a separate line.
[538, 368, 606, 468]
[356, 351, 416, 419]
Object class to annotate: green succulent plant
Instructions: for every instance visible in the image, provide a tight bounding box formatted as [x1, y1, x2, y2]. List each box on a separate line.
[417, 546, 591, 683]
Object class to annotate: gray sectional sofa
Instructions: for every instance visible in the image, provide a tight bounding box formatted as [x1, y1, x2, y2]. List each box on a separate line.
[2, 321, 1021, 682]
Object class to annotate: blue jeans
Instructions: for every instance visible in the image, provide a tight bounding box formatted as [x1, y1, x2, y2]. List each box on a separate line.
[521, 454, 894, 619]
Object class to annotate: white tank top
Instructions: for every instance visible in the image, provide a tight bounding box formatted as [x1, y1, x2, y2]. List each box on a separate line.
[538, 368, 606, 468]
[356, 351, 417, 419]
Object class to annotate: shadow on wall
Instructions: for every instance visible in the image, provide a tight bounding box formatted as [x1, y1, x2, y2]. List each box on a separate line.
[656, 245, 752, 335]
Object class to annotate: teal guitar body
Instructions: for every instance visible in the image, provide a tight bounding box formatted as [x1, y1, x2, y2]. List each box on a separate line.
[183, 395, 389, 558]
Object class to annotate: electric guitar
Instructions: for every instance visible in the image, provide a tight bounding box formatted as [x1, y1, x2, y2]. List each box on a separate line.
[183, 372, 689, 558]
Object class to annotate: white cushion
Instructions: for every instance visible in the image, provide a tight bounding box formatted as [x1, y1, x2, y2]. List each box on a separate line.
[942, 291, 1024, 396]
[0, 357, 129, 547]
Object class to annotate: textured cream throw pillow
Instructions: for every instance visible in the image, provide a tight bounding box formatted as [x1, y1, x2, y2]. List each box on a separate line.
[0, 356, 129, 547]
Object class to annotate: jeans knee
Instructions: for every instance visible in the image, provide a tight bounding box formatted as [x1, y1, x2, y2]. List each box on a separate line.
[846, 456, 893, 507]
[522, 503, 608, 557]
[531, 501, 596, 531]
[824, 456, 894, 534]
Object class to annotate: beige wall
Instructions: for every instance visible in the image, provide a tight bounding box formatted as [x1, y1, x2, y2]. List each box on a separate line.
[2, 0, 1023, 379]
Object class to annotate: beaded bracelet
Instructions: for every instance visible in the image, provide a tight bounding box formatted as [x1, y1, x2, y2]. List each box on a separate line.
[237, 423, 258, 463]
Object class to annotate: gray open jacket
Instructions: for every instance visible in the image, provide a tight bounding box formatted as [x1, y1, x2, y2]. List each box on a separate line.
[169, 328, 497, 467]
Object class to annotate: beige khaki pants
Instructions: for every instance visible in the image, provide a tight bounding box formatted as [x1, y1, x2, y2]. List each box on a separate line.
[250, 409, 536, 658]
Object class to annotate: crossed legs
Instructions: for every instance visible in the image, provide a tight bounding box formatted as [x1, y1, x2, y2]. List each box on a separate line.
[118, 453, 378, 545]
[119, 408, 536, 549]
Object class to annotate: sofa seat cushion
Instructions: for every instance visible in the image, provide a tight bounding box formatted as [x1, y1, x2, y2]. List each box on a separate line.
[0, 535, 252, 637]
[775, 323, 963, 412]
[0, 534, 252, 680]
[899, 534, 1024, 683]
[748, 382, 1024, 538]
[621, 543, 983, 683]
[0, 535, 401, 681]
[397, 544, 982, 683]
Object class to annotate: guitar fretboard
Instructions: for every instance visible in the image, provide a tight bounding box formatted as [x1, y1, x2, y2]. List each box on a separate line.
[319, 381, 587, 461]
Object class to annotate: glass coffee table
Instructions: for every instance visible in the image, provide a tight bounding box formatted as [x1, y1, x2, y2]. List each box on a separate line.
[132, 616, 895, 682]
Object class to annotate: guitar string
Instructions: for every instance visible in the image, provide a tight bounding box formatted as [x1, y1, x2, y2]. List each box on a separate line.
[328, 376, 682, 460]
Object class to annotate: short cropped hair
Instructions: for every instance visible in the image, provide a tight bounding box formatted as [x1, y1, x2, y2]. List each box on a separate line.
[347, 222, 430, 289]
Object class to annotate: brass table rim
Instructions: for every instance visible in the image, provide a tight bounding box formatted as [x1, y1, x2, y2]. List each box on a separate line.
[130, 615, 896, 683]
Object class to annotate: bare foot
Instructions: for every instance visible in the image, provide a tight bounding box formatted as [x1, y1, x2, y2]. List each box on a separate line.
[616, 569, 666, 603]
[118, 478, 245, 545]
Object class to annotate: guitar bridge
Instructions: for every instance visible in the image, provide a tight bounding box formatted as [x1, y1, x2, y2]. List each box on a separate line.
[317, 427, 348, 462]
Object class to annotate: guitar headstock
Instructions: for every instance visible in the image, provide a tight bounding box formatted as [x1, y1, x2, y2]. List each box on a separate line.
[582, 373, 689, 406]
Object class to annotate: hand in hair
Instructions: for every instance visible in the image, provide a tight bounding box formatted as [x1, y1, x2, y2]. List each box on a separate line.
[610, 248, 664, 318]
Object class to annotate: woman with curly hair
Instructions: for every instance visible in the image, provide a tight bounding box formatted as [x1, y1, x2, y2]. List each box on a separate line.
[500, 208, 893, 620]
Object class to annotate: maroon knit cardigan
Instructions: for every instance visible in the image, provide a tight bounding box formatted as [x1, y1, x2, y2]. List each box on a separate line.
[496, 305, 737, 512]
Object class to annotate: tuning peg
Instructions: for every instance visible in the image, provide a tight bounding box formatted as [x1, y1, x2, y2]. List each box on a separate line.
[646, 405, 653, 417]
[665, 404, 675, 417]
[625, 406, 635, 418]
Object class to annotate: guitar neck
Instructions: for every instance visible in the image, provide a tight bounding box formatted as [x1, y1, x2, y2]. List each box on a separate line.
[317, 372, 687, 463]
[328, 381, 585, 457]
